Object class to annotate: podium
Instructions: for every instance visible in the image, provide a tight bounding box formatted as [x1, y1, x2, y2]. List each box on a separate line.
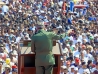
[18, 41, 62, 74]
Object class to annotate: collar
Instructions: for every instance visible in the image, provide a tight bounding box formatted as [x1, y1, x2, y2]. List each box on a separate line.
[37, 29, 45, 33]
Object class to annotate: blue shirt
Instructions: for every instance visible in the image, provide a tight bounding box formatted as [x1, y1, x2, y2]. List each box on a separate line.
[71, 63, 78, 67]
[88, 17, 96, 21]
[68, 18, 72, 24]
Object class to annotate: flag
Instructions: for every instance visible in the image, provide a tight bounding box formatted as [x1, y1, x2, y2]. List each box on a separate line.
[70, 1, 74, 12]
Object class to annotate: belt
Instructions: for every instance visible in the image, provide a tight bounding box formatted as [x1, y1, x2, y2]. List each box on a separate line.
[36, 51, 52, 55]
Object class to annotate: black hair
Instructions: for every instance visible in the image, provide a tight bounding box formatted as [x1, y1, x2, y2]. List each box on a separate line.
[96, 62, 98, 65]
[37, 26, 44, 29]
[6, 67, 11, 72]
[88, 60, 92, 65]
[82, 62, 86, 65]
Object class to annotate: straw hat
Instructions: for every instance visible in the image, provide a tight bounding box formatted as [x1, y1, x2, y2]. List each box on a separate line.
[12, 50, 18, 56]
[37, 21, 44, 26]
[5, 64, 11, 68]
[87, 45, 93, 50]
[11, 44, 15, 47]
[0, 58, 2, 62]
[0, 0, 5, 5]
[0, 44, 4, 47]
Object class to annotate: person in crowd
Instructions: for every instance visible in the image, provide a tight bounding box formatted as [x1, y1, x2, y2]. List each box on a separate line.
[0, 0, 97, 74]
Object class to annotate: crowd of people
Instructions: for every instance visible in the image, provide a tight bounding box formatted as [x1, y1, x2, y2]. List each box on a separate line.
[0, 0, 97, 74]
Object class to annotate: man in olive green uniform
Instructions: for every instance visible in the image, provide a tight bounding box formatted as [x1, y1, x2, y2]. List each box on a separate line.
[31, 21, 66, 74]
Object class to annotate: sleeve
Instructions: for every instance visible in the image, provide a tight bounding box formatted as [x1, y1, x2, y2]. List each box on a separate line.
[91, 68, 96, 73]
[50, 32, 66, 40]
[31, 36, 35, 52]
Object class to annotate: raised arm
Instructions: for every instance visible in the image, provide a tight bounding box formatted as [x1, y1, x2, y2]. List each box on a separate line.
[50, 32, 66, 40]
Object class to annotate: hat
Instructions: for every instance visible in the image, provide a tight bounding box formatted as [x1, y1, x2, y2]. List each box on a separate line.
[61, 66, 67, 69]
[37, 21, 44, 26]
[0, 58, 2, 63]
[66, 44, 70, 47]
[18, 10, 22, 12]
[74, 67, 78, 71]
[75, 58, 80, 63]
[61, 58, 63, 60]
[12, 51, 18, 56]
[25, 35, 29, 38]
[63, 48, 68, 53]
[0, 1, 5, 5]
[70, 65, 75, 69]
[89, 36, 94, 40]
[40, 10, 45, 13]
[87, 45, 93, 49]
[87, 32, 91, 35]
[5, 64, 10, 68]
[12, 65, 17, 69]
[94, 34, 98, 37]
[10, 29, 14, 33]
[11, 41, 14, 43]
[83, 39, 87, 42]
[0, 44, 4, 47]
[14, 42, 17, 44]
[11, 44, 15, 47]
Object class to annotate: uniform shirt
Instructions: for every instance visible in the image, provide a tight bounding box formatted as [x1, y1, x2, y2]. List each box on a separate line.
[31, 29, 66, 66]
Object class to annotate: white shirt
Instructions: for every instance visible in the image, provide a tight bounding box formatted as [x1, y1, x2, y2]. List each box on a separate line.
[91, 68, 98, 73]
[68, 72, 74, 74]
[60, 72, 64, 74]
[80, 56, 88, 63]
[85, 53, 93, 60]
[16, 37, 21, 43]
[32, 26, 36, 31]
[2, 5, 9, 13]
[81, 50, 87, 56]
[5, 43, 10, 53]
[73, 39, 77, 45]
[73, 50, 80, 58]
[79, 68, 90, 74]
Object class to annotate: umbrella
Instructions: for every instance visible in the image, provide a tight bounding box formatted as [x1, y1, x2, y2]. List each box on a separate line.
[0, 0, 5, 5]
